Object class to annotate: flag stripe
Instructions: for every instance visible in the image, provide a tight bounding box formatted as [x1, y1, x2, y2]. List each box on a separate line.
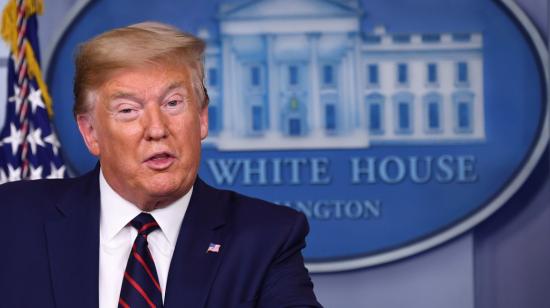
[0, 0, 66, 184]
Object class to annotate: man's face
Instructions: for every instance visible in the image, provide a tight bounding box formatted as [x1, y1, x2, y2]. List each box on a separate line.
[77, 64, 208, 210]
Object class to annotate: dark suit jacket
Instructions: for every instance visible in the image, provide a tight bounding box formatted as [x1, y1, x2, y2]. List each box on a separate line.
[0, 166, 321, 308]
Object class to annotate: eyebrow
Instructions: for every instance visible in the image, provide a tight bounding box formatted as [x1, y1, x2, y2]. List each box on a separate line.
[110, 92, 141, 103]
[109, 81, 189, 103]
[161, 81, 188, 98]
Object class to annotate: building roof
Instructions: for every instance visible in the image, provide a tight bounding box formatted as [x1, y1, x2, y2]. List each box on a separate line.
[218, 0, 362, 20]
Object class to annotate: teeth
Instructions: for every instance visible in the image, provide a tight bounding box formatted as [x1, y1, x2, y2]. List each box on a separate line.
[152, 154, 169, 160]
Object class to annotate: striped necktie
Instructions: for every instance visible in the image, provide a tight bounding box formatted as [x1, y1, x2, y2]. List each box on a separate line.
[119, 213, 163, 308]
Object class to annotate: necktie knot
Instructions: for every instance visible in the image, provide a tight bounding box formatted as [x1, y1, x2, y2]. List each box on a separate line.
[130, 213, 160, 236]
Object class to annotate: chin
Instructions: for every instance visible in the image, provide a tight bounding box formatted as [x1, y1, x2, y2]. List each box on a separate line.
[146, 179, 186, 199]
[145, 169, 194, 194]
[146, 184, 179, 197]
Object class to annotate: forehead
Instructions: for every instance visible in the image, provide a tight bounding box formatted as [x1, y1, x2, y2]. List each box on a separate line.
[100, 63, 193, 95]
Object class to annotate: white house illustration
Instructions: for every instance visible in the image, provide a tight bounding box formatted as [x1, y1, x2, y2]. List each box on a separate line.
[199, 0, 485, 151]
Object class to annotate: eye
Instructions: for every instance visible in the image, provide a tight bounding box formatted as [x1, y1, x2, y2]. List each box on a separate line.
[166, 100, 180, 107]
[117, 107, 139, 116]
[113, 104, 140, 121]
[119, 108, 135, 114]
[163, 99, 185, 114]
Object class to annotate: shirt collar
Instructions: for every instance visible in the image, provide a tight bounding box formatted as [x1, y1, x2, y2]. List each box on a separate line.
[99, 168, 192, 246]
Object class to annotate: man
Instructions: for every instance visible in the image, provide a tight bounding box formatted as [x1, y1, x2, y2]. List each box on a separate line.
[0, 22, 321, 308]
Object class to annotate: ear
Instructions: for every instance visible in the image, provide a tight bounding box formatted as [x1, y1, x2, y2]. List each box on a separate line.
[199, 105, 208, 140]
[76, 114, 101, 156]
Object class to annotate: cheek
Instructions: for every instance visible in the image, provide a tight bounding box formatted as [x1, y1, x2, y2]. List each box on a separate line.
[98, 124, 142, 154]
[172, 114, 201, 138]
[174, 130, 202, 164]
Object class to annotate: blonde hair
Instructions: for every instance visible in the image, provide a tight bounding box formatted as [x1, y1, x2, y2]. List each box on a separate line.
[73, 21, 208, 116]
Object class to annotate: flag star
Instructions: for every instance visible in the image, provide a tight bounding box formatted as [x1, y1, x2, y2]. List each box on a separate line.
[44, 132, 61, 156]
[0, 168, 7, 184]
[8, 85, 23, 113]
[3, 123, 22, 155]
[47, 162, 65, 179]
[26, 127, 45, 155]
[29, 164, 43, 180]
[7, 164, 21, 182]
[28, 86, 45, 113]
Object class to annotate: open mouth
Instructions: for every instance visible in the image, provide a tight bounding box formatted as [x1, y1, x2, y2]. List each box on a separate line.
[147, 152, 173, 161]
[144, 152, 175, 170]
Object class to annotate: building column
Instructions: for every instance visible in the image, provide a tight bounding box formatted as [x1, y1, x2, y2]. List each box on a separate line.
[352, 32, 365, 133]
[345, 34, 356, 133]
[266, 34, 279, 137]
[345, 49, 355, 133]
[231, 51, 244, 135]
[308, 33, 321, 136]
[221, 36, 234, 135]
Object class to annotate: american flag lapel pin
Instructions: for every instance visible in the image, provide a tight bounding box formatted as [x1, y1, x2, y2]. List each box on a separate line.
[206, 242, 221, 254]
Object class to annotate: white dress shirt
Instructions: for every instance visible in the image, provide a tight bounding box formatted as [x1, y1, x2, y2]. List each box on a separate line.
[98, 169, 191, 308]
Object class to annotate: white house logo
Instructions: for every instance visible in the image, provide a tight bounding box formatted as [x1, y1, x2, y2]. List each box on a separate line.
[46, 0, 548, 272]
[203, 3, 484, 150]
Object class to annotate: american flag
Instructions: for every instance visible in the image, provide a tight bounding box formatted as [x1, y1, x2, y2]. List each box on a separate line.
[0, 0, 65, 184]
[207, 243, 221, 253]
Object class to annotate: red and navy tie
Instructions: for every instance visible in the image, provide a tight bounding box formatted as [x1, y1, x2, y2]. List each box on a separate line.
[119, 213, 163, 308]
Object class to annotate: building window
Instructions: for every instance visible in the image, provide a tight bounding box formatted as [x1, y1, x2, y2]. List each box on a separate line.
[289, 118, 301, 136]
[252, 105, 263, 132]
[427, 63, 438, 84]
[289, 65, 299, 86]
[397, 63, 408, 85]
[456, 62, 469, 84]
[457, 102, 471, 130]
[208, 105, 218, 133]
[365, 35, 381, 44]
[458, 103, 469, 127]
[208, 68, 218, 87]
[369, 103, 382, 133]
[398, 102, 411, 131]
[422, 34, 441, 43]
[322, 65, 334, 86]
[428, 102, 440, 130]
[325, 104, 336, 131]
[251, 66, 261, 87]
[366, 93, 385, 134]
[452, 91, 474, 133]
[452, 33, 471, 42]
[393, 92, 414, 134]
[285, 96, 306, 136]
[367, 64, 379, 86]
[423, 92, 443, 133]
[393, 34, 411, 43]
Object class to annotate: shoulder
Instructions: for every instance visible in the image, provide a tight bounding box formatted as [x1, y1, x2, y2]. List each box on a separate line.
[196, 179, 309, 235]
[0, 178, 76, 235]
[0, 177, 75, 207]
[0, 168, 96, 218]
[232, 190, 305, 225]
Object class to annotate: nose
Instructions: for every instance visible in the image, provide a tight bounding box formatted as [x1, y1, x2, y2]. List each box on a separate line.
[143, 105, 168, 141]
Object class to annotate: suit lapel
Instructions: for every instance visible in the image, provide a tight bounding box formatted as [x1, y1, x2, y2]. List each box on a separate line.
[44, 167, 100, 308]
[164, 178, 229, 308]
